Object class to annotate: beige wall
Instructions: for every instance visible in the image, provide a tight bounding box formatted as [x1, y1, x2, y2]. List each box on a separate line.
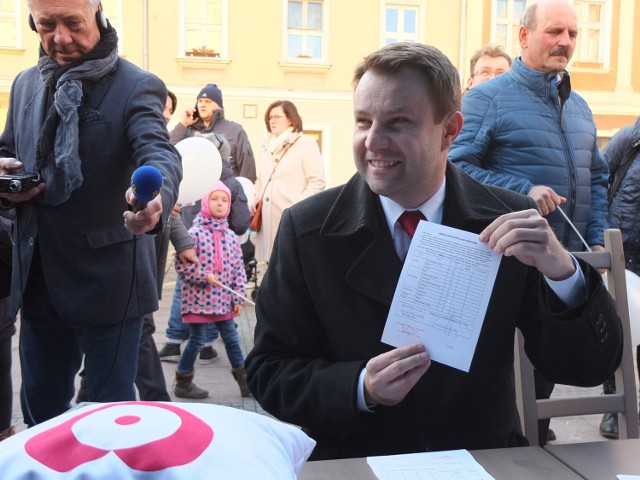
[148, 0, 468, 187]
[2, 1, 640, 185]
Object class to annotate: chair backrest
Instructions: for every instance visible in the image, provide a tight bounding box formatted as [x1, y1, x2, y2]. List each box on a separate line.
[514, 229, 639, 444]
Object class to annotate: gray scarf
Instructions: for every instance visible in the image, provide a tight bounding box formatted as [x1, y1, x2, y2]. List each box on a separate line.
[36, 28, 119, 205]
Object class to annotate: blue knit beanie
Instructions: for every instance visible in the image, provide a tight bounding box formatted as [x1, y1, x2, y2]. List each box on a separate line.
[197, 83, 223, 108]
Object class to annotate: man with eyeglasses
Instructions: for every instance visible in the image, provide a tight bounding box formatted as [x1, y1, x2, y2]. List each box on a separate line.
[465, 44, 512, 92]
[449, 0, 609, 446]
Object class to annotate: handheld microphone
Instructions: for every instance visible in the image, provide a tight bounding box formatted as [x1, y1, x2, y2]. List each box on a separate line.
[131, 165, 163, 213]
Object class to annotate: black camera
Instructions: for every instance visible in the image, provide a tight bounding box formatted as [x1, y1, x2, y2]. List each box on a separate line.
[0, 172, 42, 193]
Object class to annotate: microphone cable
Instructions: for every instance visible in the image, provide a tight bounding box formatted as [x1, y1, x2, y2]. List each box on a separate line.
[92, 231, 138, 402]
[557, 206, 591, 252]
[18, 206, 140, 422]
[95, 167, 162, 401]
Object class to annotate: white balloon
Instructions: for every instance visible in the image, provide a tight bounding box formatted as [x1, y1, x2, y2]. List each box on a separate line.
[623, 269, 640, 346]
[236, 176, 256, 209]
[175, 137, 222, 205]
[603, 269, 640, 346]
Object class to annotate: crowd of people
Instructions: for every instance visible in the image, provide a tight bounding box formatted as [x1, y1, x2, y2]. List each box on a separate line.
[0, 0, 636, 463]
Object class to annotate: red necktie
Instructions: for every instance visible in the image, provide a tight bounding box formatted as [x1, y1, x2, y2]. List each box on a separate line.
[398, 210, 426, 239]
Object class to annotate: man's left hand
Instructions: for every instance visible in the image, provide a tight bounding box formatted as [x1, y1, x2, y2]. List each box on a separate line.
[479, 208, 576, 281]
[123, 188, 163, 234]
[177, 248, 200, 267]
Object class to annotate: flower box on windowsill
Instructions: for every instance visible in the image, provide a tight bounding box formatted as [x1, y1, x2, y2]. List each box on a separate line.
[185, 49, 220, 58]
[177, 53, 231, 70]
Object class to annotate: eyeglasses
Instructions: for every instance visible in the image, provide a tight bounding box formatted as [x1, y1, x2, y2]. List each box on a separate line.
[472, 69, 507, 79]
[269, 114, 287, 120]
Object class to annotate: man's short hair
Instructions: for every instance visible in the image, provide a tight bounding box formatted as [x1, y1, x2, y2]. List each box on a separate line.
[167, 90, 177, 115]
[352, 42, 460, 123]
[469, 45, 512, 74]
[27, 0, 101, 8]
[521, 2, 539, 29]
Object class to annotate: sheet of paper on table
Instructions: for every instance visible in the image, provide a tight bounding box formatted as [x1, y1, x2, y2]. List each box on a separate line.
[367, 449, 495, 480]
[382, 221, 502, 372]
[618, 476, 640, 479]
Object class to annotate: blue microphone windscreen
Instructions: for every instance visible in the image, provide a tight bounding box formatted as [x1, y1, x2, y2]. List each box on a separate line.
[131, 166, 163, 202]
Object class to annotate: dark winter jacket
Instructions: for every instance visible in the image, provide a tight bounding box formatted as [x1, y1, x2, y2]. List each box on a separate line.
[170, 109, 256, 181]
[603, 116, 640, 273]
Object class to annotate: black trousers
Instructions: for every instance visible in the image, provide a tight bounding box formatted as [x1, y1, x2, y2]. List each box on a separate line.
[77, 313, 170, 402]
[135, 313, 171, 401]
[0, 336, 11, 430]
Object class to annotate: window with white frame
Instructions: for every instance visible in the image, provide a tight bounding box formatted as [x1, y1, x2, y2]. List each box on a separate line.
[181, 0, 226, 58]
[286, 0, 325, 60]
[492, 0, 612, 68]
[0, 0, 21, 49]
[383, 3, 419, 45]
[492, 0, 529, 59]
[572, 0, 611, 67]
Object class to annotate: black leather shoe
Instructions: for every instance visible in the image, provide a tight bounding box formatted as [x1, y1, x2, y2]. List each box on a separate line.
[599, 413, 619, 439]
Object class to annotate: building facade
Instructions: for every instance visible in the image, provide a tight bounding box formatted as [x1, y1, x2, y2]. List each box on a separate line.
[1, 0, 639, 186]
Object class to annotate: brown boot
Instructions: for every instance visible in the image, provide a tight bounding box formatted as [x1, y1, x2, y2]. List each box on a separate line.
[174, 368, 209, 399]
[0, 425, 16, 442]
[231, 366, 251, 397]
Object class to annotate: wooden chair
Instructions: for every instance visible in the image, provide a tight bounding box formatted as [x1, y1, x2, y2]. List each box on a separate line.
[514, 229, 639, 444]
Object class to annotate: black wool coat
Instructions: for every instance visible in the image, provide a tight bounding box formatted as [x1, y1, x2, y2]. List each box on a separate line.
[246, 162, 622, 460]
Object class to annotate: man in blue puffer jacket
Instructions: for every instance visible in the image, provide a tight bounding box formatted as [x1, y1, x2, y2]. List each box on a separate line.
[449, 0, 608, 254]
[449, 0, 609, 446]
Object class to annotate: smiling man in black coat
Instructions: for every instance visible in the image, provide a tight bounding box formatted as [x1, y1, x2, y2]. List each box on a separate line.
[245, 42, 622, 461]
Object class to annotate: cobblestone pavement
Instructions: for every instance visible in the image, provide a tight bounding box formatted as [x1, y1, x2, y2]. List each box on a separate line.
[10, 261, 634, 446]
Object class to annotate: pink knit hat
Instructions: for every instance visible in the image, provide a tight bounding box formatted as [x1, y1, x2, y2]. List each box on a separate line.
[201, 180, 231, 219]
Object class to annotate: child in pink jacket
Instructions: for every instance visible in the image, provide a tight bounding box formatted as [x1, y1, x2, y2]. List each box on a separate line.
[174, 181, 249, 398]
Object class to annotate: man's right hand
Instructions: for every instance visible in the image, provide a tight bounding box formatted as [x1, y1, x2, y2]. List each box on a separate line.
[0, 157, 44, 203]
[528, 185, 566, 216]
[170, 203, 181, 218]
[179, 108, 198, 127]
[364, 344, 430, 406]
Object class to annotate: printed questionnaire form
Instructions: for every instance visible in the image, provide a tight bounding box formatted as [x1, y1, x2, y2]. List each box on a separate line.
[382, 222, 502, 371]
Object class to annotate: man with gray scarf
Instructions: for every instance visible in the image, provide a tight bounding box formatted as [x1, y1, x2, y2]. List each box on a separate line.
[0, 0, 181, 426]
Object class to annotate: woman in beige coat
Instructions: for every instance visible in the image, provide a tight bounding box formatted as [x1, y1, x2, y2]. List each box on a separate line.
[253, 100, 326, 262]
